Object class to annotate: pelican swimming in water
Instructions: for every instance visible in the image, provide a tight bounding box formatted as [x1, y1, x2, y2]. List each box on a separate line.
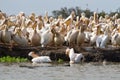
[65, 48, 84, 64]
[28, 51, 52, 64]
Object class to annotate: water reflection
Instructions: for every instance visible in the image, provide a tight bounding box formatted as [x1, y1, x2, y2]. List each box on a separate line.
[0, 62, 120, 80]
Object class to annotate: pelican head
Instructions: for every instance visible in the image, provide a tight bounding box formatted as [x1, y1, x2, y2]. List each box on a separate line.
[71, 11, 75, 18]
[81, 12, 85, 17]
[29, 13, 35, 21]
[28, 51, 39, 58]
[65, 48, 70, 55]
[28, 51, 34, 56]
[18, 12, 25, 17]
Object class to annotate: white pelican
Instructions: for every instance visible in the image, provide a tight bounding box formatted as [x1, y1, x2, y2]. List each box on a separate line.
[41, 29, 54, 47]
[36, 16, 44, 31]
[77, 24, 86, 46]
[1, 24, 12, 44]
[80, 12, 86, 22]
[111, 27, 120, 47]
[80, 12, 89, 26]
[43, 11, 49, 24]
[96, 35, 109, 48]
[30, 21, 41, 46]
[84, 31, 91, 43]
[29, 13, 36, 22]
[93, 12, 99, 24]
[65, 48, 84, 64]
[51, 28, 65, 46]
[96, 25, 111, 48]
[20, 15, 28, 37]
[31, 29, 41, 46]
[66, 29, 79, 47]
[64, 11, 75, 26]
[89, 24, 101, 46]
[12, 28, 28, 46]
[28, 51, 52, 63]
[58, 22, 66, 36]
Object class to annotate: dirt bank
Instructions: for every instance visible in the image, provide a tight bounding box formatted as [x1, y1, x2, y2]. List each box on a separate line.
[0, 44, 120, 62]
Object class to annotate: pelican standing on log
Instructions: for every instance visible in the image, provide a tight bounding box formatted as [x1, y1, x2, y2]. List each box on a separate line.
[77, 24, 86, 46]
[30, 21, 41, 46]
[12, 28, 28, 46]
[41, 29, 54, 47]
[1, 19, 13, 44]
[96, 24, 111, 48]
[51, 28, 65, 46]
[111, 25, 120, 47]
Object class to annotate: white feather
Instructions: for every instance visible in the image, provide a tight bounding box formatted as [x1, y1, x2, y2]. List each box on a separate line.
[32, 56, 52, 63]
[69, 48, 84, 63]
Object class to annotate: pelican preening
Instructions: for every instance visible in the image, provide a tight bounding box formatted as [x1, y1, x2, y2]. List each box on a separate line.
[0, 11, 120, 48]
[65, 48, 84, 64]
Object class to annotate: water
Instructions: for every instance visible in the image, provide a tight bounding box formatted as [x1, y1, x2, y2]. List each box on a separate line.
[0, 62, 120, 80]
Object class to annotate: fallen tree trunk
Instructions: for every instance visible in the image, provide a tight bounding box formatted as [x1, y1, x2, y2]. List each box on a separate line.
[0, 44, 120, 62]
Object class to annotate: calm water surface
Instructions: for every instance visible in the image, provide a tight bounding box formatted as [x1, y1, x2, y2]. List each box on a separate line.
[0, 62, 120, 80]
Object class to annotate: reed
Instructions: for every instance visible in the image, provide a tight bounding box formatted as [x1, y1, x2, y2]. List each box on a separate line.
[0, 56, 28, 63]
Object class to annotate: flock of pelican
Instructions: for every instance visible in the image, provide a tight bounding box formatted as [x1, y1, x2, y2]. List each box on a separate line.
[0, 11, 120, 48]
[0, 10, 120, 64]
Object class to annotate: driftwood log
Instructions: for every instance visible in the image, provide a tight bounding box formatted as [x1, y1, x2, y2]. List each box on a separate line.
[0, 44, 120, 62]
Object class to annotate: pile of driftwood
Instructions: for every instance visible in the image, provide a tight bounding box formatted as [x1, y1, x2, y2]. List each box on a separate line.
[0, 43, 120, 62]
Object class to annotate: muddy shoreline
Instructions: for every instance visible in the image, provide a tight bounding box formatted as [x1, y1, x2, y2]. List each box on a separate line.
[0, 44, 120, 62]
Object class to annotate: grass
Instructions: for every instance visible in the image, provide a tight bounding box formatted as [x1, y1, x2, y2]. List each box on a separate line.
[0, 56, 28, 63]
[57, 58, 64, 63]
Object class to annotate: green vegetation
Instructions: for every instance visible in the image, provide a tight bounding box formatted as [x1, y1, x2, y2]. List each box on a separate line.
[0, 56, 28, 63]
[57, 58, 64, 63]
